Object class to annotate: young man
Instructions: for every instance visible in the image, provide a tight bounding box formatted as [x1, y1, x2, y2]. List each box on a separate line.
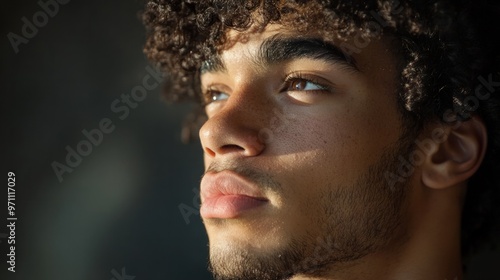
[143, 1, 500, 279]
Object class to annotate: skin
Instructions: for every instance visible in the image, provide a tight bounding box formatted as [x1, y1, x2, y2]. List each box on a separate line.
[198, 24, 486, 280]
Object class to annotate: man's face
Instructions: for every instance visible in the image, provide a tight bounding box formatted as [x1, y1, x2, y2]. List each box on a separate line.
[198, 24, 412, 279]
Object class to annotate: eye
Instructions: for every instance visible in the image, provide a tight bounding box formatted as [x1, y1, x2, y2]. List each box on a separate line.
[210, 91, 229, 102]
[203, 89, 229, 104]
[282, 73, 331, 94]
[287, 79, 326, 91]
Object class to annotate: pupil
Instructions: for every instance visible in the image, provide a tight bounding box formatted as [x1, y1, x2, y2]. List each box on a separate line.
[295, 80, 305, 90]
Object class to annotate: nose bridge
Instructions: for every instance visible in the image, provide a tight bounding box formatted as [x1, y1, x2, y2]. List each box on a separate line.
[199, 79, 272, 158]
[226, 79, 270, 122]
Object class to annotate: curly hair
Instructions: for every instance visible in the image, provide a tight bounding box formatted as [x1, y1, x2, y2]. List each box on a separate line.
[142, 0, 500, 258]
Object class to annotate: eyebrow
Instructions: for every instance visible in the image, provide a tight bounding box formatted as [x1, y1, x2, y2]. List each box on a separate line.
[200, 35, 358, 74]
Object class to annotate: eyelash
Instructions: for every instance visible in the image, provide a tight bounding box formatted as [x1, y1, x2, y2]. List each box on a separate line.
[202, 88, 225, 105]
[202, 73, 333, 105]
[282, 72, 332, 94]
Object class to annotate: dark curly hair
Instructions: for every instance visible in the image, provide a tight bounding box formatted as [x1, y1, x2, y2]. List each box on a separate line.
[142, 0, 500, 258]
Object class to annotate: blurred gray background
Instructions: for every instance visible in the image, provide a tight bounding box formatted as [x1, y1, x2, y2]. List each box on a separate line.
[2, 0, 210, 279]
[1, 0, 498, 279]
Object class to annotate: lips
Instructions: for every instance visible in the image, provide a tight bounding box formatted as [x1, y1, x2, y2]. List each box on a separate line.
[200, 170, 268, 219]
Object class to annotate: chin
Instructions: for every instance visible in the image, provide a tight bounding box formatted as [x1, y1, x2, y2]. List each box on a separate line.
[208, 235, 303, 280]
[205, 220, 288, 251]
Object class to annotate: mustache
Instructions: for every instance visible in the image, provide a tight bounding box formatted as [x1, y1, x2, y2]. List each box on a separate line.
[202, 161, 282, 193]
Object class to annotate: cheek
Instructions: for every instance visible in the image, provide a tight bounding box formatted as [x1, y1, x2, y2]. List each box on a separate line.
[268, 100, 400, 188]
[263, 110, 391, 235]
[268, 110, 365, 179]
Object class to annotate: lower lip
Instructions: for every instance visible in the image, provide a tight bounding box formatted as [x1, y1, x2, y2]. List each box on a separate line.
[200, 195, 268, 219]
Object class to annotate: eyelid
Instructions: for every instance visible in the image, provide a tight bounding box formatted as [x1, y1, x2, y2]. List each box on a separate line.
[202, 83, 231, 104]
[282, 72, 334, 93]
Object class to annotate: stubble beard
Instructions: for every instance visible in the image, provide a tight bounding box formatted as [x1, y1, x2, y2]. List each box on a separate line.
[208, 139, 413, 280]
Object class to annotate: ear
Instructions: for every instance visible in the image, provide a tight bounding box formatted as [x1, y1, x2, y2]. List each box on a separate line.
[421, 116, 488, 189]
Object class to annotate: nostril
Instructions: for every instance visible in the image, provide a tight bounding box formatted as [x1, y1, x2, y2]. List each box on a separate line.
[205, 147, 216, 157]
[220, 144, 245, 153]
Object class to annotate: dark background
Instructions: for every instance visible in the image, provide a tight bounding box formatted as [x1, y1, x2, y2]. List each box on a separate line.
[1, 0, 498, 279]
[2, 0, 210, 279]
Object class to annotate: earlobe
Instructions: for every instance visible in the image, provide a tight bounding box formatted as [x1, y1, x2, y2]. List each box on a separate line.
[421, 116, 488, 189]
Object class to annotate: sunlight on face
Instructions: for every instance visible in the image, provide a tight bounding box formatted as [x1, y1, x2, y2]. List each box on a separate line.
[198, 24, 411, 280]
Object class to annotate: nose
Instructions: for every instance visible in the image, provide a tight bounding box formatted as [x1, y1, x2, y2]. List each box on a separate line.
[199, 88, 267, 159]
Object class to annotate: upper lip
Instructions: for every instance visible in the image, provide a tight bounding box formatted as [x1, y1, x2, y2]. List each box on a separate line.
[200, 170, 268, 202]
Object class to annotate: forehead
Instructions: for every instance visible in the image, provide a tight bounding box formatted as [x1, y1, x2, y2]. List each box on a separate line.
[201, 23, 399, 79]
